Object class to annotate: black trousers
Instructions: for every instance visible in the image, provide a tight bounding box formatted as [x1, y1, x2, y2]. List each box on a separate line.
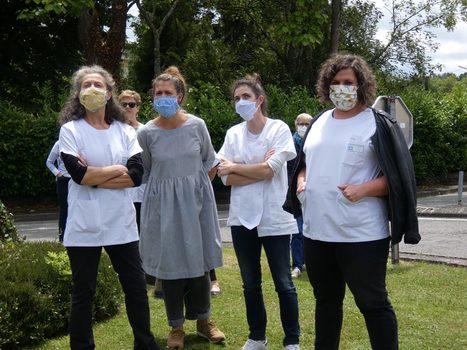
[66, 241, 159, 350]
[56, 176, 70, 242]
[304, 237, 398, 350]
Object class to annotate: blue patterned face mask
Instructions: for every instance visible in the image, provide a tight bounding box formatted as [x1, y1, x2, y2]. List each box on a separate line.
[153, 96, 180, 118]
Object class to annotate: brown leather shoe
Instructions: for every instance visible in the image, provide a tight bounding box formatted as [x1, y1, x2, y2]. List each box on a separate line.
[196, 319, 226, 343]
[167, 328, 185, 349]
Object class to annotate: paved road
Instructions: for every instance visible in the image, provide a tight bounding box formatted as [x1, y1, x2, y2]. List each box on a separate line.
[14, 192, 467, 266]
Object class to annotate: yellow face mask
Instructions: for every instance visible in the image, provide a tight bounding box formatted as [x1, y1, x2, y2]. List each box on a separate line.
[79, 86, 108, 112]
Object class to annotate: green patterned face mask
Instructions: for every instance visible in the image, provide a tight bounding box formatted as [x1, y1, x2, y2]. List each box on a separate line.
[329, 84, 358, 111]
[79, 86, 108, 112]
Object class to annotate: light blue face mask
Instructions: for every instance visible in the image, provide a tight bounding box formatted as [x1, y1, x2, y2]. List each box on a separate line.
[153, 96, 180, 118]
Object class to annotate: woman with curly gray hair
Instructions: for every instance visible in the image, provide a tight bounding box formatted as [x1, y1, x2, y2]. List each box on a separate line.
[289, 54, 419, 349]
[58, 65, 160, 350]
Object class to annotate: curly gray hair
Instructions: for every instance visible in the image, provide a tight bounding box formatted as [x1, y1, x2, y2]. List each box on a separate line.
[58, 65, 126, 125]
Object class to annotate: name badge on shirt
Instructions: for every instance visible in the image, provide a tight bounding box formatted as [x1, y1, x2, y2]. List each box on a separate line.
[347, 144, 364, 153]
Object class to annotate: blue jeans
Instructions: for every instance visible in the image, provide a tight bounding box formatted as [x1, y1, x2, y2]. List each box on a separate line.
[291, 216, 304, 270]
[304, 237, 397, 350]
[231, 226, 300, 346]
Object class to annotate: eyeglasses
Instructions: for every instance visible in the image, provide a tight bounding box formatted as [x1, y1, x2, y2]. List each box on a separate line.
[297, 123, 310, 127]
[121, 102, 137, 108]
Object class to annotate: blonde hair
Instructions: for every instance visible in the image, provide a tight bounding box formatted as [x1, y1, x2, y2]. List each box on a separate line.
[295, 113, 312, 127]
[152, 66, 187, 103]
[118, 90, 141, 105]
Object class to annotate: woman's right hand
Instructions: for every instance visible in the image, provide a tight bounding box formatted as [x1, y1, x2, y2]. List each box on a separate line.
[297, 180, 306, 194]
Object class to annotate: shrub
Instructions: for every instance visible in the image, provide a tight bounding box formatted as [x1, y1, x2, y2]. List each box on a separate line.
[0, 200, 23, 243]
[0, 241, 123, 349]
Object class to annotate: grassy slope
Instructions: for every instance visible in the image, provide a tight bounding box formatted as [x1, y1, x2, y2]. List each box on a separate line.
[30, 247, 467, 349]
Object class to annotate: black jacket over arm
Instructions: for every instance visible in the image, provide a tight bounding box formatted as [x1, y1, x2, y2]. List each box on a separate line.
[283, 108, 420, 245]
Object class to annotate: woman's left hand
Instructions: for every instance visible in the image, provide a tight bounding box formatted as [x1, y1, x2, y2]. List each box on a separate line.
[217, 158, 235, 176]
[337, 183, 365, 202]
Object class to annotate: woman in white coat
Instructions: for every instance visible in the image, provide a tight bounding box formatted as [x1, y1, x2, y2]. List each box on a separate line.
[217, 74, 300, 350]
[58, 65, 159, 350]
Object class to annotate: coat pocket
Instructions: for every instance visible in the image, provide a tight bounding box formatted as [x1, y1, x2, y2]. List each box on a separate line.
[70, 199, 101, 233]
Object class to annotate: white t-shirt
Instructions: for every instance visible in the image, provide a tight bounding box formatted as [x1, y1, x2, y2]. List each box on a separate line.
[302, 108, 389, 242]
[218, 118, 298, 236]
[59, 119, 142, 246]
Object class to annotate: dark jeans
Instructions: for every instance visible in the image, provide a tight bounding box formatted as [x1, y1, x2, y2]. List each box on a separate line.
[304, 237, 398, 350]
[231, 226, 300, 346]
[56, 176, 70, 242]
[291, 216, 304, 270]
[67, 242, 159, 350]
[161, 273, 211, 327]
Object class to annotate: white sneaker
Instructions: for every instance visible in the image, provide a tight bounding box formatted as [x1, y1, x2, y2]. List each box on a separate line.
[291, 267, 301, 278]
[241, 338, 268, 350]
[284, 344, 300, 350]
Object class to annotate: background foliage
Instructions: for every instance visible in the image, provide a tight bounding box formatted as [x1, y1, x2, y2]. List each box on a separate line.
[0, 241, 123, 349]
[0, 0, 466, 199]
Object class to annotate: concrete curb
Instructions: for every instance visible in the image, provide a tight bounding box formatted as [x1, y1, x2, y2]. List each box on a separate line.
[417, 206, 467, 218]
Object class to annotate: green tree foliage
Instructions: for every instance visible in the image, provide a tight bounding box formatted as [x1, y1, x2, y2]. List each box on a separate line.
[0, 83, 64, 198]
[340, 0, 384, 60]
[0, 1, 84, 109]
[16, 0, 93, 19]
[370, 0, 466, 77]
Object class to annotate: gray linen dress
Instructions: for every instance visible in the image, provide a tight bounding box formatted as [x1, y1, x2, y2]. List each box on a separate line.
[137, 114, 223, 280]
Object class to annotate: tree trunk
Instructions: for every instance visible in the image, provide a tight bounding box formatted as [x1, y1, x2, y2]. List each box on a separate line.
[136, 0, 180, 78]
[330, 0, 341, 55]
[153, 32, 161, 77]
[77, 0, 127, 82]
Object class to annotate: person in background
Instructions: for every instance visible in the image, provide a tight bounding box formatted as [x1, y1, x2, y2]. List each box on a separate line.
[290, 54, 419, 349]
[118, 89, 145, 232]
[46, 140, 71, 242]
[287, 113, 312, 279]
[208, 158, 222, 297]
[138, 66, 225, 349]
[217, 73, 300, 350]
[209, 269, 221, 296]
[58, 65, 160, 350]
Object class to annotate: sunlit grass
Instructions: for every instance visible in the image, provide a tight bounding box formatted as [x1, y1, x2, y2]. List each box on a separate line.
[29, 247, 467, 349]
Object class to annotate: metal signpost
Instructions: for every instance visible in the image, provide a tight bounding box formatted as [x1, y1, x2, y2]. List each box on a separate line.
[372, 96, 414, 264]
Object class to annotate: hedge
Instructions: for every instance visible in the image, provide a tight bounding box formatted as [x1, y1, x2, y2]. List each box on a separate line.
[0, 240, 123, 349]
[0, 81, 465, 198]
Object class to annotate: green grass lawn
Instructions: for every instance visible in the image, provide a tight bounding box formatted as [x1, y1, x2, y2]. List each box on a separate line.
[29, 247, 467, 349]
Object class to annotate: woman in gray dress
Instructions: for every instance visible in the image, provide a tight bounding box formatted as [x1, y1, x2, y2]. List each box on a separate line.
[137, 66, 224, 349]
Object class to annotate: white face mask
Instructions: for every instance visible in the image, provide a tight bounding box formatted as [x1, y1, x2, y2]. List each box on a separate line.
[329, 84, 358, 111]
[235, 99, 258, 121]
[297, 125, 307, 138]
[79, 86, 108, 112]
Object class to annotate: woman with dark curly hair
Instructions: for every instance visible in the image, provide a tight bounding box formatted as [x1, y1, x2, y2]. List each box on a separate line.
[289, 54, 419, 349]
[58, 65, 160, 350]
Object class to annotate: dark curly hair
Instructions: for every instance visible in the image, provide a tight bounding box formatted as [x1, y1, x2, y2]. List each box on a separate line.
[231, 73, 269, 116]
[58, 65, 126, 125]
[316, 54, 377, 107]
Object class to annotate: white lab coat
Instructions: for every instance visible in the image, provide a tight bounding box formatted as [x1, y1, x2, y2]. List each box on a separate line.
[218, 118, 297, 236]
[59, 119, 141, 247]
